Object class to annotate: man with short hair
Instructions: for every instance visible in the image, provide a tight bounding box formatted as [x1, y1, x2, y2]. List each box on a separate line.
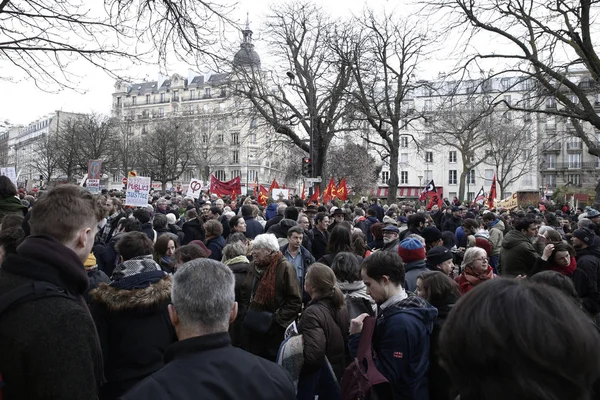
[442, 207, 463, 234]
[311, 212, 330, 261]
[99, 196, 124, 243]
[500, 217, 540, 277]
[369, 197, 385, 222]
[123, 259, 295, 399]
[297, 213, 313, 251]
[0, 185, 108, 399]
[156, 198, 169, 215]
[399, 213, 427, 240]
[350, 251, 437, 399]
[281, 226, 315, 304]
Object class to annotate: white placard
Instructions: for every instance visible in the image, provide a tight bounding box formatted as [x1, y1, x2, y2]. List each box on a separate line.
[186, 179, 203, 199]
[125, 176, 151, 207]
[1, 167, 17, 186]
[272, 188, 290, 200]
[87, 179, 100, 194]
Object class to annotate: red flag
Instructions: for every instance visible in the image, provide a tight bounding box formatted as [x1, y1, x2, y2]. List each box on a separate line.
[472, 186, 486, 206]
[488, 174, 497, 208]
[309, 185, 320, 204]
[323, 178, 336, 204]
[301, 181, 306, 201]
[253, 176, 258, 197]
[268, 179, 280, 192]
[336, 178, 348, 201]
[426, 194, 443, 210]
[210, 175, 242, 197]
[231, 190, 237, 202]
[257, 184, 269, 206]
[419, 180, 438, 201]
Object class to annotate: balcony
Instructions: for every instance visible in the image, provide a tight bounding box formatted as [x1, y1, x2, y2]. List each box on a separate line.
[541, 142, 561, 152]
[567, 141, 583, 150]
[540, 161, 599, 171]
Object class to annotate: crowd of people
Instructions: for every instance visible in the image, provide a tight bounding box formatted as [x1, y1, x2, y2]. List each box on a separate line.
[1, 177, 600, 400]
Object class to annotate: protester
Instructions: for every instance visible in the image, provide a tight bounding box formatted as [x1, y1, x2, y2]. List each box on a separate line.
[380, 225, 401, 253]
[349, 251, 437, 399]
[367, 222, 385, 250]
[0, 185, 108, 399]
[172, 243, 207, 271]
[318, 224, 361, 266]
[500, 217, 541, 276]
[439, 278, 600, 400]
[297, 263, 349, 399]
[572, 224, 600, 293]
[121, 259, 296, 399]
[241, 233, 302, 361]
[426, 245, 456, 277]
[311, 212, 330, 261]
[241, 204, 264, 239]
[205, 219, 226, 262]
[0, 175, 27, 222]
[222, 241, 251, 347]
[331, 252, 377, 320]
[281, 225, 315, 304]
[455, 247, 496, 294]
[482, 212, 505, 272]
[182, 208, 204, 244]
[398, 237, 428, 292]
[154, 233, 178, 273]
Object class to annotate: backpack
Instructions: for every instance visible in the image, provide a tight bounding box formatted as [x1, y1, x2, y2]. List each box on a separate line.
[341, 316, 392, 400]
[0, 281, 76, 399]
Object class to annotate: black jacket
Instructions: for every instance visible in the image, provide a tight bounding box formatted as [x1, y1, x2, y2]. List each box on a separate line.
[442, 216, 463, 235]
[90, 274, 177, 400]
[429, 296, 458, 400]
[121, 333, 295, 400]
[225, 259, 251, 347]
[243, 216, 264, 239]
[182, 218, 205, 244]
[264, 215, 284, 232]
[206, 236, 226, 262]
[0, 235, 103, 399]
[576, 245, 600, 291]
[311, 227, 329, 262]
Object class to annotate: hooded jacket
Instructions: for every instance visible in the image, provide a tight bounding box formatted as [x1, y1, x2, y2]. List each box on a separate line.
[0, 195, 27, 222]
[576, 244, 600, 292]
[182, 218, 205, 244]
[500, 229, 540, 276]
[404, 259, 429, 292]
[206, 236, 226, 262]
[349, 293, 438, 400]
[487, 219, 505, 256]
[265, 203, 278, 220]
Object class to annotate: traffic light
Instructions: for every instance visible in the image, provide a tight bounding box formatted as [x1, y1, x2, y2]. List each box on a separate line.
[302, 157, 312, 177]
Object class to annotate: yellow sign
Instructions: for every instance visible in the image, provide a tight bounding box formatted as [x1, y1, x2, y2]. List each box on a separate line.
[497, 193, 518, 210]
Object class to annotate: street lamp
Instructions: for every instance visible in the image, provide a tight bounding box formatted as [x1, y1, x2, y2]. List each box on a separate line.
[418, 175, 423, 188]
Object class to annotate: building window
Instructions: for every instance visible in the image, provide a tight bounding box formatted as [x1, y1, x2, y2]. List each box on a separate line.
[568, 174, 581, 186]
[160, 93, 166, 102]
[449, 170, 457, 185]
[523, 173, 533, 186]
[146, 94, 151, 104]
[127, 125, 133, 136]
[401, 137, 409, 148]
[220, 87, 227, 97]
[214, 170, 226, 181]
[424, 100, 433, 112]
[424, 170, 433, 182]
[132, 96, 137, 105]
[501, 77, 511, 89]
[503, 111, 512, 122]
[158, 108, 164, 118]
[425, 151, 433, 163]
[173, 90, 179, 101]
[423, 133, 432, 145]
[202, 134, 208, 143]
[596, 156, 600, 168]
[231, 169, 241, 178]
[250, 118, 257, 129]
[467, 192, 475, 202]
[547, 154, 556, 169]
[568, 153, 582, 168]
[400, 171, 408, 185]
[232, 150, 239, 163]
[231, 132, 239, 145]
[249, 133, 257, 143]
[503, 95, 511, 106]
[142, 124, 148, 135]
[400, 153, 409, 164]
[217, 134, 224, 144]
[116, 96, 121, 106]
[449, 151, 457, 163]
[248, 170, 258, 182]
[382, 171, 389, 184]
[484, 169, 494, 185]
[204, 87, 211, 98]
[467, 169, 476, 184]
[190, 90, 195, 100]
[546, 96, 556, 109]
[567, 137, 582, 149]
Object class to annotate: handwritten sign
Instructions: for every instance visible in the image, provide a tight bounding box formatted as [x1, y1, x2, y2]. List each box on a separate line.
[87, 179, 100, 194]
[497, 193, 518, 210]
[87, 160, 102, 180]
[186, 179, 203, 199]
[125, 176, 151, 207]
[272, 189, 289, 201]
[0, 167, 17, 186]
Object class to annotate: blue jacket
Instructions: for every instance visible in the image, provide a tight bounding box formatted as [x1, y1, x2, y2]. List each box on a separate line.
[349, 294, 437, 400]
[243, 216, 264, 240]
[265, 203, 278, 220]
[206, 236, 226, 262]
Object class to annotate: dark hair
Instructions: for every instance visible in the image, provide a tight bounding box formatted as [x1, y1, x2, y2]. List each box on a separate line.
[327, 225, 353, 254]
[544, 229, 562, 244]
[209, 206, 222, 216]
[462, 218, 479, 232]
[306, 263, 344, 309]
[174, 244, 207, 266]
[514, 217, 537, 232]
[154, 233, 179, 260]
[529, 271, 580, 304]
[226, 232, 247, 245]
[370, 222, 384, 240]
[1, 214, 24, 231]
[0, 176, 17, 197]
[185, 209, 198, 220]
[482, 212, 496, 222]
[441, 231, 456, 248]
[417, 270, 460, 307]
[204, 219, 223, 237]
[408, 213, 427, 228]
[439, 278, 600, 400]
[361, 251, 405, 286]
[284, 206, 299, 221]
[116, 231, 154, 261]
[0, 227, 25, 254]
[133, 208, 150, 224]
[315, 212, 328, 224]
[153, 214, 168, 230]
[229, 215, 244, 231]
[331, 252, 361, 282]
[367, 208, 377, 217]
[287, 225, 304, 238]
[241, 204, 253, 217]
[546, 241, 575, 263]
[352, 230, 369, 257]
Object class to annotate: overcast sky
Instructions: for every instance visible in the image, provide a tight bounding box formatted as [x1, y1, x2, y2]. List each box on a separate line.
[0, 0, 446, 126]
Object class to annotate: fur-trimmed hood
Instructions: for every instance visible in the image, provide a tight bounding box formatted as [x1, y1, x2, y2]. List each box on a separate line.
[90, 275, 172, 312]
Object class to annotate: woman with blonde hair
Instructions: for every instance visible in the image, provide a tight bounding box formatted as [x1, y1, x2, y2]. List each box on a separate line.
[455, 247, 496, 294]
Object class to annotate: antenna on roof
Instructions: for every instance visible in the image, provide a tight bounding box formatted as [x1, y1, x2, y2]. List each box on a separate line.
[245, 12, 250, 30]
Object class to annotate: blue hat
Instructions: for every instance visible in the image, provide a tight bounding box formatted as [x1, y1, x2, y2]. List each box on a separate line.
[587, 208, 600, 218]
[398, 237, 426, 262]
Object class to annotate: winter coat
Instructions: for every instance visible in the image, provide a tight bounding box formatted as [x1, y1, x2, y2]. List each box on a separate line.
[241, 257, 303, 361]
[500, 230, 540, 277]
[140, 222, 157, 242]
[0, 195, 27, 222]
[348, 293, 437, 400]
[381, 238, 400, 253]
[264, 215, 284, 232]
[299, 297, 350, 381]
[182, 218, 204, 244]
[337, 281, 377, 319]
[442, 216, 463, 235]
[487, 219, 505, 256]
[84, 266, 110, 306]
[224, 257, 251, 347]
[311, 227, 329, 262]
[399, 226, 422, 241]
[428, 296, 458, 400]
[0, 235, 103, 399]
[90, 274, 177, 400]
[206, 236, 226, 262]
[576, 245, 600, 293]
[281, 243, 315, 304]
[365, 215, 379, 243]
[368, 238, 385, 251]
[121, 332, 296, 400]
[369, 204, 385, 222]
[265, 203, 279, 220]
[244, 216, 264, 239]
[404, 259, 429, 292]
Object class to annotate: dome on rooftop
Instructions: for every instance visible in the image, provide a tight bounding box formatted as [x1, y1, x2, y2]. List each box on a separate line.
[233, 23, 260, 69]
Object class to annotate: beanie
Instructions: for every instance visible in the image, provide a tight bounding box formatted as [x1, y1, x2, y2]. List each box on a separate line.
[426, 246, 453, 266]
[398, 238, 426, 263]
[573, 226, 596, 246]
[421, 226, 442, 244]
[475, 237, 492, 257]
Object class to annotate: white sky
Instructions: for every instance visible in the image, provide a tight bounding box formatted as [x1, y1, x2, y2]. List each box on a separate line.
[0, 0, 451, 126]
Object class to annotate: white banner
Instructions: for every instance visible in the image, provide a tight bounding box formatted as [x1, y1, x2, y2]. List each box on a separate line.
[186, 179, 203, 199]
[272, 188, 290, 200]
[87, 179, 100, 194]
[125, 176, 151, 207]
[1, 167, 17, 186]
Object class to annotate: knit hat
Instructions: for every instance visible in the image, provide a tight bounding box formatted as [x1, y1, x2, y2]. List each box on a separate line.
[475, 237, 492, 257]
[421, 226, 442, 244]
[398, 238, 426, 263]
[166, 213, 177, 225]
[426, 246, 453, 266]
[573, 226, 596, 246]
[587, 208, 600, 218]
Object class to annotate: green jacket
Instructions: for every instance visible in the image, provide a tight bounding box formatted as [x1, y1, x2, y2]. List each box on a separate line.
[500, 229, 539, 277]
[0, 195, 27, 222]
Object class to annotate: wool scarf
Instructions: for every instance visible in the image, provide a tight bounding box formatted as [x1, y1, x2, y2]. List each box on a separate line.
[550, 257, 577, 277]
[253, 251, 283, 305]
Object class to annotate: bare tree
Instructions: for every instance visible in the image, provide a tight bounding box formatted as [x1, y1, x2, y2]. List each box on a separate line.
[0, 0, 236, 90]
[233, 2, 352, 192]
[29, 133, 61, 186]
[73, 114, 119, 173]
[426, 0, 600, 195]
[325, 140, 379, 195]
[137, 118, 195, 190]
[54, 118, 83, 181]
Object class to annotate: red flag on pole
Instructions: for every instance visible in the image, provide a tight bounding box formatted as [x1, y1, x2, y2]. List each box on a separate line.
[487, 174, 497, 208]
[210, 175, 242, 197]
[419, 180, 437, 201]
[309, 185, 320, 204]
[336, 178, 348, 201]
[257, 185, 269, 206]
[323, 178, 336, 204]
[301, 181, 306, 201]
[268, 179, 280, 193]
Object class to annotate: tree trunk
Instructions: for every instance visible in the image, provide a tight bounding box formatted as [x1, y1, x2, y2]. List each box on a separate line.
[459, 169, 467, 203]
[387, 130, 400, 205]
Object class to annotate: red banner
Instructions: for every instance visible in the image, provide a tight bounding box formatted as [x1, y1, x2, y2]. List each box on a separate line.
[323, 178, 336, 204]
[301, 182, 306, 201]
[257, 184, 269, 206]
[336, 178, 348, 201]
[268, 179, 280, 192]
[488, 174, 497, 208]
[310, 185, 320, 204]
[210, 175, 241, 197]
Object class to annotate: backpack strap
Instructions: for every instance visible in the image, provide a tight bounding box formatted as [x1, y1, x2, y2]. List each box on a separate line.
[0, 281, 74, 317]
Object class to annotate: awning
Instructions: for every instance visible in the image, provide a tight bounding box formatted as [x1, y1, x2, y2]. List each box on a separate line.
[370, 186, 444, 199]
